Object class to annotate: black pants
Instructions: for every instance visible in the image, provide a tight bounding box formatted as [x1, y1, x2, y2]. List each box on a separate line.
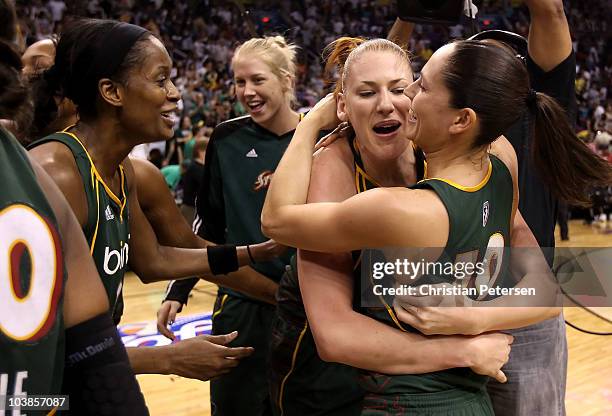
[210, 293, 275, 416]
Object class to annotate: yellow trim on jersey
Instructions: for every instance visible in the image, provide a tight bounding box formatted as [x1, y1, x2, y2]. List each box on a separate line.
[384, 304, 409, 332]
[212, 294, 229, 320]
[61, 130, 127, 220]
[410, 141, 428, 178]
[352, 138, 382, 192]
[278, 320, 309, 416]
[89, 180, 101, 256]
[419, 160, 492, 192]
[8, 238, 31, 303]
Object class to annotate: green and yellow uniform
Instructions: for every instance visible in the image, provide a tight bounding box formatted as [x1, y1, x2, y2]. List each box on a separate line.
[166, 115, 296, 415]
[360, 155, 513, 416]
[0, 127, 66, 407]
[28, 130, 130, 324]
[268, 138, 426, 416]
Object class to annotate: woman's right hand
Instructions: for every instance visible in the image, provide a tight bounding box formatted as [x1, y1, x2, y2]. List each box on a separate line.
[466, 332, 514, 383]
[304, 93, 341, 131]
[249, 239, 288, 263]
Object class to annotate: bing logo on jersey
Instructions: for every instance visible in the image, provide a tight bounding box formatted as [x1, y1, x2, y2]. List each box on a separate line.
[253, 170, 274, 191]
[103, 241, 129, 275]
[483, 201, 490, 227]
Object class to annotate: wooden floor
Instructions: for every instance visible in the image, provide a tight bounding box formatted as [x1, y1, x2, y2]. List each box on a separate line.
[122, 220, 612, 415]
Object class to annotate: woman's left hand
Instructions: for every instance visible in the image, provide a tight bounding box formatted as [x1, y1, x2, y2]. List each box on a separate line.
[393, 298, 482, 335]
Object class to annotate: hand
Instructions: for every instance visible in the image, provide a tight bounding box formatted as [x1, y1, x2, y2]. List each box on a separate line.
[304, 94, 341, 131]
[166, 331, 254, 381]
[249, 239, 288, 262]
[314, 122, 352, 152]
[157, 300, 183, 340]
[393, 300, 482, 335]
[465, 332, 514, 383]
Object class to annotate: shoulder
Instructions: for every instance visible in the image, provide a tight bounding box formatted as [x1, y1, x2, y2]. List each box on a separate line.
[28, 140, 83, 196]
[312, 138, 354, 175]
[211, 115, 252, 144]
[130, 156, 164, 179]
[309, 139, 356, 202]
[489, 135, 518, 183]
[128, 157, 168, 205]
[29, 142, 89, 227]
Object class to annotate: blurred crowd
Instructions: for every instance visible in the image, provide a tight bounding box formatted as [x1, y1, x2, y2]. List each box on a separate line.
[14, 0, 612, 215]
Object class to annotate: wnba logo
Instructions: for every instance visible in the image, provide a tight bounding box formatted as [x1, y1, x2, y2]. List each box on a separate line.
[482, 201, 490, 227]
[103, 243, 129, 275]
[253, 170, 274, 191]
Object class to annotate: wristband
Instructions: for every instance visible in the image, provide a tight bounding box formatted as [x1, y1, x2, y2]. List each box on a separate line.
[247, 245, 256, 263]
[208, 244, 239, 275]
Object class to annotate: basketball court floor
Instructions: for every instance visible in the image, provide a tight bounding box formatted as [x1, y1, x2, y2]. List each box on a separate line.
[121, 220, 612, 415]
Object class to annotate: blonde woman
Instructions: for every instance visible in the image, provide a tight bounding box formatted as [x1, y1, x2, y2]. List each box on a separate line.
[160, 36, 301, 415]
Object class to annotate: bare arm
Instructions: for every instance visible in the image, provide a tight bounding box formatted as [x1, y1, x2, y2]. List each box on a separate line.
[387, 18, 414, 48]
[525, 0, 572, 72]
[126, 332, 253, 380]
[133, 157, 277, 302]
[123, 157, 269, 282]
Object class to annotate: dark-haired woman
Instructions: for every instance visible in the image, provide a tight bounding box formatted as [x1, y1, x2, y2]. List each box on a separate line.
[0, 3, 148, 413]
[27, 19, 282, 380]
[262, 40, 611, 415]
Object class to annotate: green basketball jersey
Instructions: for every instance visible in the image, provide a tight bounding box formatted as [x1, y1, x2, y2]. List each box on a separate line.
[28, 131, 130, 323]
[0, 127, 66, 401]
[359, 154, 513, 394]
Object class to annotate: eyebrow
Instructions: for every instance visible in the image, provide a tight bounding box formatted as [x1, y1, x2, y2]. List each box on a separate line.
[155, 65, 171, 73]
[234, 73, 266, 79]
[359, 78, 408, 87]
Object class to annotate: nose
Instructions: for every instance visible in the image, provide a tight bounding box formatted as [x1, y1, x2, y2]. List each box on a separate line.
[166, 79, 181, 102]
[404, 79, 418, 100]
[376, 90, 394, 114]
[243, 81, 256, 97]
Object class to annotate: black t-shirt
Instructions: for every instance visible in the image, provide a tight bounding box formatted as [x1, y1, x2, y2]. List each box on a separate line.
[182, 160, 204, 207]
[503, 51, 576, 251]
[165, 115, 296, 304]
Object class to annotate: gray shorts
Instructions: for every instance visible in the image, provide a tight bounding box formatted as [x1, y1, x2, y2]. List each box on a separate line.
[487, 314, 567, 416]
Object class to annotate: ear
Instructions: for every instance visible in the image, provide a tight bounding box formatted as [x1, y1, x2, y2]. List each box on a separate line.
[98, 78, 124, 108]
[282, 74, 293, 93]
[337, 92, 348, 122]
[449, 108, 476, 135]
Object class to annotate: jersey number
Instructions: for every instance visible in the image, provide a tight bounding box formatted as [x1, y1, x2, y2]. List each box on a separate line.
[0, 204, 63, 342]
[455, 233, 505, 301]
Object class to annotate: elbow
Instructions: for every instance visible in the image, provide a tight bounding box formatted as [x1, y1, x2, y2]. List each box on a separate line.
[130, 260, 163, 284]
[314, 337, 338, 363]
[310, 325, 345, 363]
[260, 212, 281, 241]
